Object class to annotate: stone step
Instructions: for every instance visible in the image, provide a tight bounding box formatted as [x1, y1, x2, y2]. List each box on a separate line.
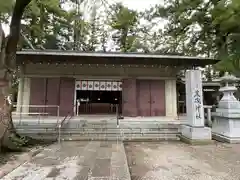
[68, 122, 179, 127]
[16, 128, 179, 135]
[17, 131, 179, 136]
[61, 134, 180, 141]
[15, 125, 58, 129]
[16, 123, 180, 129]
[17, 132, 180, 141]
[15, 121, 181, 142]
[15, 124, 180, 129]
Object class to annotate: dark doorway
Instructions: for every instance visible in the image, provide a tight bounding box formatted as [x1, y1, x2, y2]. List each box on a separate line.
[76, 90, 122, 114]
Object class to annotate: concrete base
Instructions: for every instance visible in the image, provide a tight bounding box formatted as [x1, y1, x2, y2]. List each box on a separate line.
[180, 125, 213, 145]
[212, 117, 240, 143]
[179, 134, 214, 145]
[212, 133, 240, 144]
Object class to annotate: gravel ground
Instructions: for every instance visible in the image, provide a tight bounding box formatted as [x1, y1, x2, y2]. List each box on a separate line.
[124, 141, 240, 180]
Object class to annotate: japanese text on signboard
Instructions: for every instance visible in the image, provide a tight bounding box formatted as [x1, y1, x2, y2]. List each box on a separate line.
[194, 90, 202, 119]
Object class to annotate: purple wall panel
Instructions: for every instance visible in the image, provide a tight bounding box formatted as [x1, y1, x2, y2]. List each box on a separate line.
[137, 80, 151, 116]
[46, 78, 60, 116]
[150, 80, 166, 116]
[59, 77, 75, 116]
[122, 78, 137, 117]
[29, 78, 46, 114]
[136, 80, 166, 117]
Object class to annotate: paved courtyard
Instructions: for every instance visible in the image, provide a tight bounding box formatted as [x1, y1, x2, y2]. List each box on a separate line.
[125, 141, 240, 180]
[2, 141, 240, 180]
[2, 141, 130, 180]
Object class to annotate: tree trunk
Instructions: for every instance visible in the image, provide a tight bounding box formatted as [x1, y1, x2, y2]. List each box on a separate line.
[0, 26, 4, 151]
[0, 0, 32, 151]
[0, 24, 14, 151]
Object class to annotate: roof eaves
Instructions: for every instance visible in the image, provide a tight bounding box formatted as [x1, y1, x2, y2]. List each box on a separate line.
[16, 50, 217, 61]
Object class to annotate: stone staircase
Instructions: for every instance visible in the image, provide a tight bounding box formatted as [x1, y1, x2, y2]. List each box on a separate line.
[14, 118, 181, 141]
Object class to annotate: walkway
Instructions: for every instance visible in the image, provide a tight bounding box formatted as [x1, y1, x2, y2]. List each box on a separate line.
[2, 141, 240, 180]
[2, 141, 131, 180]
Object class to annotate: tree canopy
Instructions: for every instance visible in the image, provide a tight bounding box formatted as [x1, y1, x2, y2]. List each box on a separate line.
[149, 0, 240, 75]
[1, 0, 240, 75]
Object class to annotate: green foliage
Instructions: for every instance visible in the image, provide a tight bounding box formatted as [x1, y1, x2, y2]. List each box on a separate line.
[19, 0, 72, 49]
[150, 0, 240, 76]
[7, 134, 54, 151]
[151, 0, 217, 56]
[0, 0, 14, 14]
[18, 0, 108, 51]
[0, 0, 14, 23]
[9, 134, 28, 148]
[212, 1, 240, 75]
[212, 0, 240, 33]
[1, 0, 165, 53]
[109, 3, 139, 52]
[215, 33, 240, 76]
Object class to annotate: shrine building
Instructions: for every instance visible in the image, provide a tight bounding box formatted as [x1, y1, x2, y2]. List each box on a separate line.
[15, 50, 218, 118]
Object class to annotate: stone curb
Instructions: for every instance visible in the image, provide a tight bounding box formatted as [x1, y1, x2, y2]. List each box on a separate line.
[0, 147, 43, 179]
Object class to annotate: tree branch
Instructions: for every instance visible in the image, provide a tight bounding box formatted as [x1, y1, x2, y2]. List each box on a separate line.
[5, 0, 32, 67]
[0, 24, 5, 51]
[20, 31, 35, 50]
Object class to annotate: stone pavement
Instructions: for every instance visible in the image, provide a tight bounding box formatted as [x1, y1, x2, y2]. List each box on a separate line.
[2, 141, 131, 180]
[3, 141, 240, 180]
[125, 141, 240, 180]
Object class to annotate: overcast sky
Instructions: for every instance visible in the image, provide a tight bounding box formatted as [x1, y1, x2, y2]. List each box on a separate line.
[112, 0, 161, 11]
[3, 0, 162, 34]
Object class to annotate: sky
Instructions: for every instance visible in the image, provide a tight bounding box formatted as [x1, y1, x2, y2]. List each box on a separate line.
[2, 0, 163, 35]
[112, 0, 161, 11]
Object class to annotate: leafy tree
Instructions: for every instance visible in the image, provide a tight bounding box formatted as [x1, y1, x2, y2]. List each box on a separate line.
[81, 3, 100, 51]
[212, 0, 240, 75]
[216, 33, 240, 76]
[149, 0, 240, 77]
[109, 3, 139, 52]
[19, 0, 74, 50]
[150, 0, 217, 56]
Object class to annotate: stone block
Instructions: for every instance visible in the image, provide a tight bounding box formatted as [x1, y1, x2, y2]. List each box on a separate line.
[212, 117, 240, 143]
[180, 125, 213, 145]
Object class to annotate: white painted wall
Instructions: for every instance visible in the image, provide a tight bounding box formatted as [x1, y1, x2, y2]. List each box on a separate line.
[16, 77, 23, 113]
[16, 77, 31, 114]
